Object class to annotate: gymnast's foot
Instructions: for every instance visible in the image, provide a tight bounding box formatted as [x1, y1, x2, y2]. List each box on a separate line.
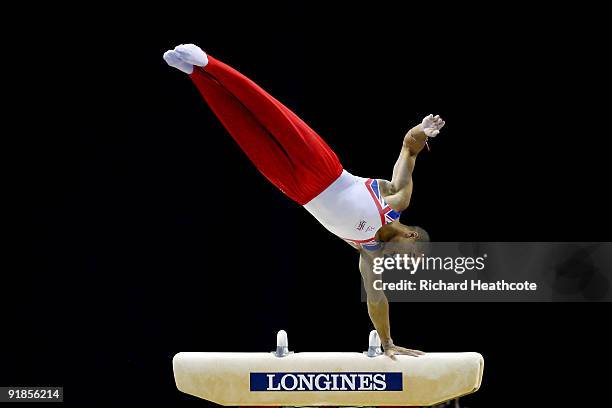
[163, 44, 208, 74]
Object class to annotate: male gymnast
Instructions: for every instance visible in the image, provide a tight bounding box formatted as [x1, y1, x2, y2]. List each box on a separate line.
[164, 44, 445, 357]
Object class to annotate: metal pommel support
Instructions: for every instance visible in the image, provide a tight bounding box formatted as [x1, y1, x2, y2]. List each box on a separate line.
[366, 330, 383, 357]
[274, 330, 290, 357]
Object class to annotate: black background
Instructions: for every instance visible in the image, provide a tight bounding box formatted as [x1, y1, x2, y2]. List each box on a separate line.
[5, 2, 611, 406]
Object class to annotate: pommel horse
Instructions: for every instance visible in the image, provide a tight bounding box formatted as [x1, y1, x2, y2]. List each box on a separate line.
[173, 330, 484, 407]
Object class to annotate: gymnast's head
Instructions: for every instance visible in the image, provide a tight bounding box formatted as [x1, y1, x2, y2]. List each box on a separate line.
[376, 223, 430, 256]
[390, 224, 429, 243]
[378, 222, 429, 243]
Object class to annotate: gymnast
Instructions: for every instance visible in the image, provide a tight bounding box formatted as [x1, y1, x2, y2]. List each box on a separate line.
[164, 44, 445, 357]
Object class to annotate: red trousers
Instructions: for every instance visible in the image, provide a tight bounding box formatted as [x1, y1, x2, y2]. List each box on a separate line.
[190, 56, 343, 205]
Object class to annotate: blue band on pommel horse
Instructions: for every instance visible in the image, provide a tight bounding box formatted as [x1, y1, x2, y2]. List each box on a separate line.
[173, 330, 484, 407]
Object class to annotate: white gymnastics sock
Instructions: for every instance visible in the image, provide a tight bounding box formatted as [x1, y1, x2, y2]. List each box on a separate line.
[173, 44, 208, 67]
[163, 50, 194, 74]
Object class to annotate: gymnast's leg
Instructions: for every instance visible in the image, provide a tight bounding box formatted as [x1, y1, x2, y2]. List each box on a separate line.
[164, 44, 343, 205]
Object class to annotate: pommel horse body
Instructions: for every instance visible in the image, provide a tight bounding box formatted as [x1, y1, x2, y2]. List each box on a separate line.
[173, 331, 484, 407]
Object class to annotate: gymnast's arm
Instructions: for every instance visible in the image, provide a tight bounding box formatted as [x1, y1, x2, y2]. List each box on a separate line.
[380, 115, 445, 212]
[359, 253, 424, 357]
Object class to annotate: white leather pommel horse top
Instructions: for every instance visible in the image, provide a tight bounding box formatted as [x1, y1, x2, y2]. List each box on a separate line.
[173, 330, 484, 407]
